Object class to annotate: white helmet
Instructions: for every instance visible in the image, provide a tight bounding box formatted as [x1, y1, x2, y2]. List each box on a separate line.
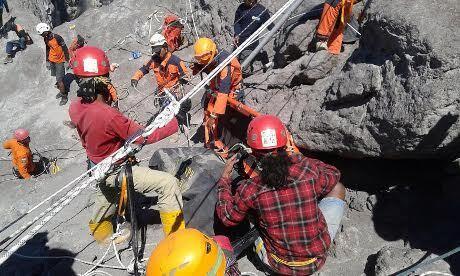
[36, 23, 51, 35]
[149, 33, 167, 48]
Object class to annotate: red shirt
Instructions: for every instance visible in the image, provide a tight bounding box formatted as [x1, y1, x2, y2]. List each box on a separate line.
[216, 154, 340, 275]
[69, 99, 178, 163]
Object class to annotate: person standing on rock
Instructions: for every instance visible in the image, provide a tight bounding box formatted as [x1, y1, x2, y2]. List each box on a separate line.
[36, 22, 70, 106]
[0, 0, 9, 30]
[234, 0, 272, 76]
[131, 33, 190, 107]
[69, 46, 189, 243]
[3, 17, 33, 64]
[191, 37, 243, 152]
[216, 115, 346, 275]
[3, 129, 36, 179]
[314, 0, 361, 54]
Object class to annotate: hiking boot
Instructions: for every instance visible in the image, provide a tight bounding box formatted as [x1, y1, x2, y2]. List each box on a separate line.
[3, 56, 13, 64]
[62, 120, 76, 129]
[316, 41, 328, 52]
[113, 222, 132, 245]
[55, 92, 64, 99]
[59, 95, 68, 106]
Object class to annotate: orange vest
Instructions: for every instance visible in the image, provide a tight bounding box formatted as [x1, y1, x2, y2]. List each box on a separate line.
[3, 139, 35, 179]
[46, 36, 66, 63]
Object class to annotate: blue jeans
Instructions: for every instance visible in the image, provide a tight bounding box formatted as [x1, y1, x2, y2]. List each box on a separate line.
[318, 196, 346, 240]
[6, 38, 26, 57]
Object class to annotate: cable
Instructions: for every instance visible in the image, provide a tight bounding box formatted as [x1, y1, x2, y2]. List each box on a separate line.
[81, 243, 112, 276]
[187, 0, 199, 39]
[420, 272, 453, 276]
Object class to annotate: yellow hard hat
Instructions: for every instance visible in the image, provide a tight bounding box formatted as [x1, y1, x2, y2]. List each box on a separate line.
[194, 37, 217, 65]
[146, 228, 226, 276]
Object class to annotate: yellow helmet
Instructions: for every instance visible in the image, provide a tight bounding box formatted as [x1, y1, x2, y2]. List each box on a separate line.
[146, 228, 226, 276]
[194, 37, 217, 65]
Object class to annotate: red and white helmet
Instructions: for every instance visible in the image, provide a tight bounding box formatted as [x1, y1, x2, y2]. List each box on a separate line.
[14, 128, 30, 141]
[70, 46, 110, 77]
[247, 115, 288, 151]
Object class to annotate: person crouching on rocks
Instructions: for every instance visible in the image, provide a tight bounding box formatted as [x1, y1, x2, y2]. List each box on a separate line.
[216, 115, 346, 275]
[68, 46, 188, 244]
[3, 129, 36, 179]
[3, 17, 33, 64]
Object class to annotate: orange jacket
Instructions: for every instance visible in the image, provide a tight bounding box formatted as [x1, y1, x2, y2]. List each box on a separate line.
[131, 52, 188, 92]
[3, 139, 35, 179]
[162, 15, 184, 52]
[107, 82, 118, 102]
[44, 33, 69, 63]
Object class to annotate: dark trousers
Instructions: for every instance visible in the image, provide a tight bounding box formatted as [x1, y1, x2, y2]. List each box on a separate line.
[6, 38, 26, 57]
[0, 9, 3, 28]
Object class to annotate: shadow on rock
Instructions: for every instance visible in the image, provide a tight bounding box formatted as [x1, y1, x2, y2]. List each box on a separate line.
[0, 232, 77, 275]
[318, 153, 460, 275]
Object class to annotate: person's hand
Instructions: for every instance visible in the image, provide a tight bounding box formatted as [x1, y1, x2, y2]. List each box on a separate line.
[46, 61, 51, 70]
[131, 79, 138, 88]
[110, 63, 119, 72]
[221, 154, 238, 179]
[206, 115, 216, 130]
[233, 36, 239, 47]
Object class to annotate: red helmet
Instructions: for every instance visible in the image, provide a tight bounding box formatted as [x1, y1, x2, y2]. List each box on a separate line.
[247, 115, 288, 150]
[70, 46, 110, 77]
[14, 128, 30, 141]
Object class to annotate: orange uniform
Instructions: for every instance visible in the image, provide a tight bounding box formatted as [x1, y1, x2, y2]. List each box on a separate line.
[162, 15, 184, 52]
[44, 33, 69, 63]
[193, 50, 243, 149]
[316, 0, 355, 54]
[131, 52, 188, 93]
[3, 139, 35, 179]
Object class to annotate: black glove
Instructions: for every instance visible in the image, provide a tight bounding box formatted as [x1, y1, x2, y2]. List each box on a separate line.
[176, 98, 192, 126]
[179, 77, 188, 85]
[131, 79, 138, 88]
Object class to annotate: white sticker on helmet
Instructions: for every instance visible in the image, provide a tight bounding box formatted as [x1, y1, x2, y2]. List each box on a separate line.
[83, 58, 98, 73]
[261, 129, 277, 148]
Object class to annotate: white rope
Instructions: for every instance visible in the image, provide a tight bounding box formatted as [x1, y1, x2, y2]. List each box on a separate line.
[187, 0, 199, 39]
[82, 271, 113, 276]
[81, 242, 113, 276]
[420, 272, 454, 276]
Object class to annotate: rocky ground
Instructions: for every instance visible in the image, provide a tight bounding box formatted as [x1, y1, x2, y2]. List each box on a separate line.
[0, 0, 459, 275]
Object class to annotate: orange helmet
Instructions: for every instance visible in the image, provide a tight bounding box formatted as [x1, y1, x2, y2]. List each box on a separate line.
[70, 46, 111, 77]
[247, 115, 288, 150]
[193, 37, 217, 65]
[146, 228, 226, 276]
[14, 128, 30, 141]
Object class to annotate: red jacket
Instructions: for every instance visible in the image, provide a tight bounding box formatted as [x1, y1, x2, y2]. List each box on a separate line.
[69, 99, 178, 163]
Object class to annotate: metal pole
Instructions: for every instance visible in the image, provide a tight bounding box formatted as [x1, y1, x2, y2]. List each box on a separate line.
[241, 0, 305, 68]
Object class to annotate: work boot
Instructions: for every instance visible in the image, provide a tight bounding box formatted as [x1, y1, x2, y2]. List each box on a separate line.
[59, 95, 68, 106]
[3, 55, 13, 64]
[55, 92, 64, 99]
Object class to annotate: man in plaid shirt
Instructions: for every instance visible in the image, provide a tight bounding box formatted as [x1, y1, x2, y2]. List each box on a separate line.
[216, 115, 346, 275]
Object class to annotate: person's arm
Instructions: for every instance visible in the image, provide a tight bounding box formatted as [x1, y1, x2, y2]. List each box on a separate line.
[210, 65, 232, 116]
[109, 112, 178, 145]
[215, 155, 255, 227]
[308, 157, 341, 197]
[3, 139, 12, 149]
[16, 152, 31, 179]
[106, 83, 118, 102]
[55, 34, 70, 61]
[45, 38, 50, 62]
[234, 6, 243, 38]
[131, 59, 153, 85]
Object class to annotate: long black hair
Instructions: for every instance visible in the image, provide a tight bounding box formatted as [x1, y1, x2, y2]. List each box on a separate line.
[259, 151, 292, 189]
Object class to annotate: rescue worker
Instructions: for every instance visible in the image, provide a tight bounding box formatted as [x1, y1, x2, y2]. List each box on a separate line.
[131, 33, 189, 106]
[192, 37, 243, 152]
[146, 228, 240, 276]
[36, 22, 70, 106]
[234, 0, 271, 76]
[314, 0, 361, 54]
[3, 17, 33, 64]
[3, 129, 35, 179]
[161, 15, 185, 52]
[216, 115, 346, 275]
[0, 0, 9, 29]
[69, 46, 188, 243]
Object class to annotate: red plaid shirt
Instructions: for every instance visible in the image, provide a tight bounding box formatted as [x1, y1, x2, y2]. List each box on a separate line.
[216, 154, 341, 275]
